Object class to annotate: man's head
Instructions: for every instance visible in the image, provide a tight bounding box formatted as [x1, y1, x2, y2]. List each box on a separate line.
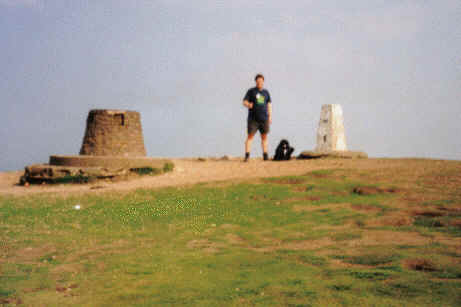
[255, 74, 264, 89]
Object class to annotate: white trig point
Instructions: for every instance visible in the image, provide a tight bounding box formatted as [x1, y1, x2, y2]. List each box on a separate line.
[315, 104, 347, 152]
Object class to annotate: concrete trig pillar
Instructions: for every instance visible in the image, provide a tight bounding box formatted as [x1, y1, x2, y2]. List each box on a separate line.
[315, 104, 347, 152]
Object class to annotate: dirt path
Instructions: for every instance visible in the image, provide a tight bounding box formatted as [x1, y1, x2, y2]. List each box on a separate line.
[1, 157, 459, 197]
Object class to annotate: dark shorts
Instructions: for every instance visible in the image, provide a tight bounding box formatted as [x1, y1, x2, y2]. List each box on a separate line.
[247, 119, 270, 135]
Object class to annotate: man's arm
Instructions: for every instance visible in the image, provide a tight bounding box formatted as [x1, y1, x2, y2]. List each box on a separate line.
[266, 90, 272, 123]
[243, 100, 253, 109]
[243, 89, 253, 109]
[267, 102, 272, 124]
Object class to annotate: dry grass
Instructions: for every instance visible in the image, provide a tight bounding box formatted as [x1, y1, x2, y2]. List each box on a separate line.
[292, 203, 350, 212]
[403, 258, 437, 271]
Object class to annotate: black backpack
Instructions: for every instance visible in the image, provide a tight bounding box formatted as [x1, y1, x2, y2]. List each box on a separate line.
[273, 139, 295, 161]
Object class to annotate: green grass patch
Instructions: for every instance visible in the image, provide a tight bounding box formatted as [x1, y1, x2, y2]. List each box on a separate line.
[414, 216, 461, 237]
[50, 174, 95, 184]
[431, 265, 461, 279]
[331, 232, 362, 241]
[130, 166, 163, 175]
[1, 170, 460, 306]
[130, 161, 174, 176]
[163, 162, 175, 172]
[331, 253, 401, 266]
[349, 270, 392, 280]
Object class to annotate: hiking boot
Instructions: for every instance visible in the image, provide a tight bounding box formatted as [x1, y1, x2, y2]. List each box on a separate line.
[263, 152, 269, 161]
[244, 152, 250, 162]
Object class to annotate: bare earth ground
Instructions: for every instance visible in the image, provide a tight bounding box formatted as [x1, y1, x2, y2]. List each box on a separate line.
[1, 157, 460, 196]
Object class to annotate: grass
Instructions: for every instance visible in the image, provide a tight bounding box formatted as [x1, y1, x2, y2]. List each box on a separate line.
[47, 174, 95, 184]
[129, 167, 163, 176]
[331, 253, 400, 266]
[1, 166, 461, 306]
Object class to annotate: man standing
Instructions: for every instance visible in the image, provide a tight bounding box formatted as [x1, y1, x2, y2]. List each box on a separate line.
[242, 74, 272, 162]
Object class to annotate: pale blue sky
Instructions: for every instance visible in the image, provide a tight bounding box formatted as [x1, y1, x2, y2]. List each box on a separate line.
[1, 0, 460, 171]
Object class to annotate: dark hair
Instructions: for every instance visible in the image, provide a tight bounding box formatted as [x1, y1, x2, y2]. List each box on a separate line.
[254, 74, 264, 81]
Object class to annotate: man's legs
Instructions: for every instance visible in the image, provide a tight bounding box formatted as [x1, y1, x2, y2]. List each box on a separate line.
[261, 133, 269, 160]
[245, 119, 259, 162]
[261, 120, 270, 160]
[245, 132, 256, 153]
[245, 119, 270, 161]
[244, 132, 256, 161]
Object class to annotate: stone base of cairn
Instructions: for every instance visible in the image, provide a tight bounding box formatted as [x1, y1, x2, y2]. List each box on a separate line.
[21, 109, 173, 184]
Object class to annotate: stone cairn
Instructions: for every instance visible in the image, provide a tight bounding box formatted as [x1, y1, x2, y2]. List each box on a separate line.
[21, 109, 173, 184]
[80, 109, 146, 157]
[298, 104, 367, 159]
